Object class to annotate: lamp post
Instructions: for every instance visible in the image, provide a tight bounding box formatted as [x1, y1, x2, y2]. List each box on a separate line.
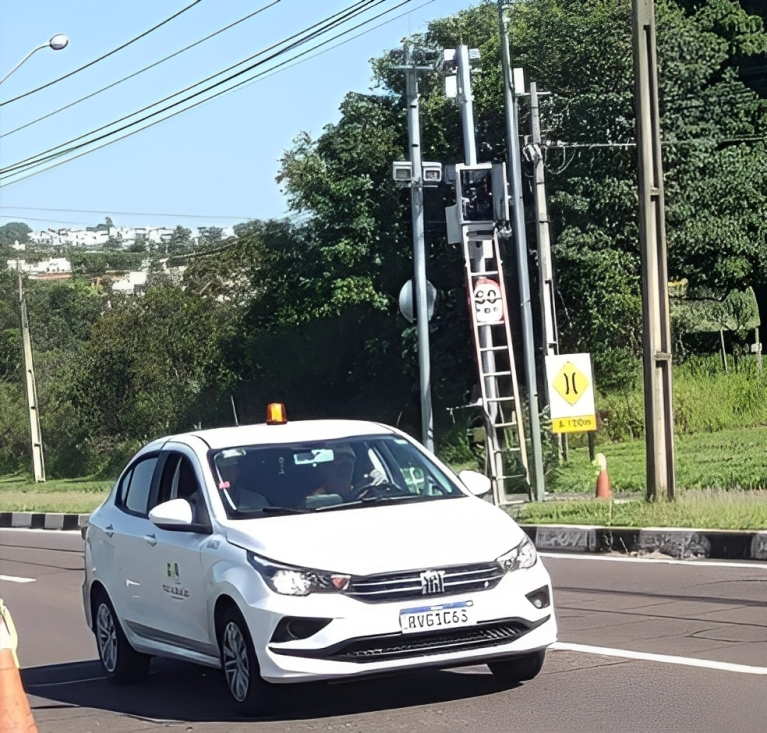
[0, 34, 69, 85]
[2, 33, 68, 483]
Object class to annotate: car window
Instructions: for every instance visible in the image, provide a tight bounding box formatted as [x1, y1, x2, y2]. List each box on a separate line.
[155, 452, 209, 526]
[208, 435, 464, 518]
[122, 456, 158, 516]
[117, 467, 134, 507]
[156, 454, 181, 506]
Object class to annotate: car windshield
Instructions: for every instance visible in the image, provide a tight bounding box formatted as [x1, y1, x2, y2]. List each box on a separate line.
[209, 435, 465, 518]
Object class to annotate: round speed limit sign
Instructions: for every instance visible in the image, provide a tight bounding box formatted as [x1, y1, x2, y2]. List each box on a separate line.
[474, 277, 504, 324]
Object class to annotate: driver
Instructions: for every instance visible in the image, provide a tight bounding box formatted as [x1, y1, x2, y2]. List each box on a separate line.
[305, 444, 357, 501]
[321, 444, 357, 498]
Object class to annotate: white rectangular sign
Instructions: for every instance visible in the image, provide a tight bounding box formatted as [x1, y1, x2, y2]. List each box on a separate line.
[545, 353, 597, 433]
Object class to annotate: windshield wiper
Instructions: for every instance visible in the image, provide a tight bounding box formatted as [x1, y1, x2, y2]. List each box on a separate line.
[316, 494, 435, 512]
[232, 506, 308, 517]
[261, 506, 309, 514]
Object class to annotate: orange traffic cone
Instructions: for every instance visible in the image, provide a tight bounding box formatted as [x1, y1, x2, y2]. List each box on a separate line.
[595, 453, 612, 500]
[0, 600, 38, 733]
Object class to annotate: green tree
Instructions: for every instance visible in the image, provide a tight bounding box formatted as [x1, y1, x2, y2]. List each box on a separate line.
[65, 285, 233, 463]
[167, 225, 193, 255]
[0, 221, 32, 247]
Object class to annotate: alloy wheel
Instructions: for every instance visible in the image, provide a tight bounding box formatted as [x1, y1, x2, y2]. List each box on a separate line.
[222, 620, 250, 702]
[96, 603, 118, 673]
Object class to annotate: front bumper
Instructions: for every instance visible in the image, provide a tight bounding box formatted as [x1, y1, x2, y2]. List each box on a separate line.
[238, 560, 557, 683]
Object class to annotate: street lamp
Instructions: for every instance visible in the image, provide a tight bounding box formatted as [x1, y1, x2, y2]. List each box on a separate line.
[0, 34, 67, 483]
[0, 34, 69, 85]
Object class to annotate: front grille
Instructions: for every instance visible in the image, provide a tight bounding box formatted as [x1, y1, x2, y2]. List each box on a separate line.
[344, 562, 504, 603]
[331, 620, 534, 662]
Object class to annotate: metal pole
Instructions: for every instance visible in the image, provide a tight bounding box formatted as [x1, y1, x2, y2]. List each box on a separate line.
[632, 0, 675, 501]
[530, 81, 567, 462]
[455, 45, 507, 494]
[0, 44, 47, 86]
[456, 46, 477, 166]
[18, 270, 45, 482]
[529, 82, 559, 359]
[498, 1, 546, 502]
[405, 66, 434, 452]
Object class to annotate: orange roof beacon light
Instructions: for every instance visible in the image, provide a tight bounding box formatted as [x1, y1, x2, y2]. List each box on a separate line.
[266, 403, 287, 425]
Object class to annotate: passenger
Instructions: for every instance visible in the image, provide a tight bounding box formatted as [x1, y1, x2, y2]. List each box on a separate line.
[216, 450, 245, 511]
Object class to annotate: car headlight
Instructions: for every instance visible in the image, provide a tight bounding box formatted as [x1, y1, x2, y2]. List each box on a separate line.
[497, 536, 538, 572]
[246, 551, 351, 596]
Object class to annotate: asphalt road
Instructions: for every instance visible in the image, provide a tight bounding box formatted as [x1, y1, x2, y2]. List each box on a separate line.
[1, 528, 766, 733]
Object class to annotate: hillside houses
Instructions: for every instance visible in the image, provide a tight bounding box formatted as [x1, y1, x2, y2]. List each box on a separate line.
[27, 224, 235, 250]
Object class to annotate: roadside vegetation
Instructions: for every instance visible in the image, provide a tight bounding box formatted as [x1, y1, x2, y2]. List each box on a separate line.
[1, 1, 766, 529]
[511, 490, 767, 531]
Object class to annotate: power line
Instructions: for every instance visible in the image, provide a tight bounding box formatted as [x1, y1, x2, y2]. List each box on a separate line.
[1, 0, 382, 177]
[0, 206, 254, 219]
[0, 0, 432, 189]
[0, 0, 205, 107]
[0, 0, 281, 140]
[221, 0, 435, 96]
[544, 135, 765, 149]
[1, 0, 412, 184]
[0, 214, 112, 226]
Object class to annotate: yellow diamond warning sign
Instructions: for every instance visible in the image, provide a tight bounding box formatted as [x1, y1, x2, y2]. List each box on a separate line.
[552, 362, 589, 406]
[545, 353, 596, 434]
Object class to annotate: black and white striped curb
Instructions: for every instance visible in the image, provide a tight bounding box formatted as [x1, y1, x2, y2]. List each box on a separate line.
[0, 512, 90, 531]
[3, 512, 766, 562]
[521, 524, 767, 561]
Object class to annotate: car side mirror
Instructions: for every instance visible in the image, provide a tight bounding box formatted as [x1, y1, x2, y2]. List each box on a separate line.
[149, 498, 195, 531]
[458, 470, 492, 496]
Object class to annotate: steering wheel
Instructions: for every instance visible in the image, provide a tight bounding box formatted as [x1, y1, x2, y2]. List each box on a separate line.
[348, 481, 410, 501]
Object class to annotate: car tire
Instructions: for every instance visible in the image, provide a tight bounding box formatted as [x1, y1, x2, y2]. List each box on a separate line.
[218, 606, 279, 714]
[488, 650, 546, 687]
[93, 589, 151, 685]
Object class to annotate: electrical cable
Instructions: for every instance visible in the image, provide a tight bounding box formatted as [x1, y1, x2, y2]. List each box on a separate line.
[0, 0, 428, 191]
[0, 0, 412, 184]
[1, 0, 381, 176]
[0, 0, 281, 140]
[0, 0, 205, 107]
[0, 206, 254, 219]
[221, 0, 434, 97]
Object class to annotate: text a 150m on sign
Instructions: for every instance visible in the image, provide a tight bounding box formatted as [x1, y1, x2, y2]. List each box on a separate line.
[544, 353, 597, 434]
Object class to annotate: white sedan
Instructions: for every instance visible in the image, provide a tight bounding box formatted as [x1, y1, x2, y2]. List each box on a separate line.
[83, 406, 557, 713]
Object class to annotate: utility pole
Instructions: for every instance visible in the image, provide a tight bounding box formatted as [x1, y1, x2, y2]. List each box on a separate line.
[632, 0, 675, 500]
[498, 1, 546, 502]
[528, 80, 567, 462]
[529, 82, 559, 361]
[454, 45, 502, 479]
[456, 46, 478, 166]
[397, 52, 435, 452]
[18, 270, 45, 482]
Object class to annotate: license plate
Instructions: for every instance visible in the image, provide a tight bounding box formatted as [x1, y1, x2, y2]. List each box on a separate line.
[399, 600, 474, 634]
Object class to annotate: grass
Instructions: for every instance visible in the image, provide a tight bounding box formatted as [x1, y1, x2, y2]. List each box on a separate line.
[0, 475, 112, 514]
[549, 425, 767, 493]
[597, 356, 767, 441]
[2, 423, 767, 525]
[510, 489, 767, 530]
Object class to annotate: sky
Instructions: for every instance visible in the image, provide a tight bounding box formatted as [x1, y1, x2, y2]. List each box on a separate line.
[0, 0, 471, 231]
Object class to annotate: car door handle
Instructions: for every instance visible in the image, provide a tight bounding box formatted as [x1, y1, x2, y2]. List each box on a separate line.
[144, 533, 157, 546]
[105, 524, 114, 538]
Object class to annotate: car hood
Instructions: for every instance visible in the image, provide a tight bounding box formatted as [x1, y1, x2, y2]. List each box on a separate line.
[221, 497, 526, 575]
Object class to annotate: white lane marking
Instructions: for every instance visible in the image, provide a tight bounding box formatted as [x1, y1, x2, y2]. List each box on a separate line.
[553, 642, 767, 675]
[540, 552, 767, 570]
[27, 676, 105, 688]
[0, 574, 36, 583]
[0, 528, 83, 534]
